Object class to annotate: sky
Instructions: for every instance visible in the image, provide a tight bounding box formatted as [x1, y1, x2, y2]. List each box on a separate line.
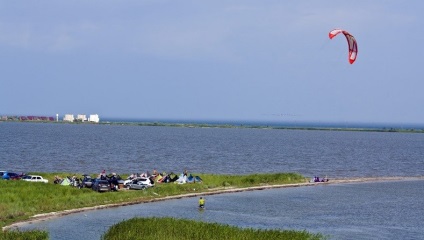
[1, 1, 423, 125]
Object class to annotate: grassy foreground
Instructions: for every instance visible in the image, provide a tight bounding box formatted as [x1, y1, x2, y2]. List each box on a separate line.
[1, 172, 307, 239]
[0, 230, 48, 240]
[102, 217, 326, 240]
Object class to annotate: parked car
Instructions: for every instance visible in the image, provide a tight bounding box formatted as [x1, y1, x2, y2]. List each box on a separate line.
[6, 172, 24, 180]
[21, 175, 49, 183]
[1, 171, 25, 180]
[81, 175, 94, 188]
[92, 179, 111, 192]
[124, 177, 153, 187]
[125, 177, 154, 190]
[126, 181, 148, 190]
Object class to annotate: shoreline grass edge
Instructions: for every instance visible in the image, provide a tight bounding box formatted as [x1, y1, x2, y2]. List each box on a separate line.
[3, 175, 423, 231]
[2, 174, 423, 240]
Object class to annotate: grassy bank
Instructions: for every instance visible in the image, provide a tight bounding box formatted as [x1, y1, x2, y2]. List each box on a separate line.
[1, 172, 306, 239]
[102, 217, 326, 240]
[0, 230, 48, 240]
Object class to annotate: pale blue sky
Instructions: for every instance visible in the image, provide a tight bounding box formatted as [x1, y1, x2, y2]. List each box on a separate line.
[1, 1, 423, 125]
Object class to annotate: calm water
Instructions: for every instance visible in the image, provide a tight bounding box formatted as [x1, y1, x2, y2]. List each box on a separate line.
[18, 180, 424, 240]
[1, 122, 424, 178]
[2, 122, 424, 239]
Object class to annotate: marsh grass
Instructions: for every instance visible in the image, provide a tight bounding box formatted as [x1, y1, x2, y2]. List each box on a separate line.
[1, 172, 307, 239]
[199, 172, 305, 188]
[0, 229, 48, 240]
[102, 217, 326, 240]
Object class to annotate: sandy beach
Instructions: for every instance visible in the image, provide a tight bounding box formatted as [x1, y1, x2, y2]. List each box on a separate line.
[3, 176, 424, 231]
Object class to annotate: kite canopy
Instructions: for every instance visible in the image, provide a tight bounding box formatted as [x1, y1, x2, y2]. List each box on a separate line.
[329, 29, 358, 64]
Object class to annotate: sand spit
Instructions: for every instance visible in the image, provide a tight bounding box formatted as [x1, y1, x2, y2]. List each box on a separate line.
[3, 176, 424, 231]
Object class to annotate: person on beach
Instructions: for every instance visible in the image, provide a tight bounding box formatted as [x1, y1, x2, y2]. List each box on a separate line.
[199, 197, 205, 209]
[100, 170, 106, 180]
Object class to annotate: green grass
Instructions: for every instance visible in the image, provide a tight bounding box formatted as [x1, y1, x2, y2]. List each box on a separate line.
[0, 229, 48, 240]
[102, 217, 326, 240]
[200, 172, 305, 188]
[0, 172, 308, 239]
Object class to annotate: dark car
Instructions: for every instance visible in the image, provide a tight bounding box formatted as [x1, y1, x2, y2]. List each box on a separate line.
[1, 171, 24, 180]
[8, 172, 24, 180]
[92, 179, 111, 192]
[81, 175, 94, 188]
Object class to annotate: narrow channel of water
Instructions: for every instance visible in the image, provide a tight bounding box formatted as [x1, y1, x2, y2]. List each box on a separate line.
[18, 179, 424, 240]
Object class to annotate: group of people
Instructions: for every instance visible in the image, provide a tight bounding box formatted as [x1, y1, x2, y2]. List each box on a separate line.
[52, 169, 207, 209]
[53, 168, 204, 201]
[126, 169, 202, 185]
[311, 176, 329, 183]
[54, 171, 123, 189]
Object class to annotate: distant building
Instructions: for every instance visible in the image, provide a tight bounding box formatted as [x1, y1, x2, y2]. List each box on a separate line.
[88, 114, 100, 123]
[76, 114, 87, 122]
[63, 114, 74, 122]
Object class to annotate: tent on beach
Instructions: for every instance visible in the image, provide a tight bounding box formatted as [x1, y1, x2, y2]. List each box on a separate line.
[60, 177, 71, 186]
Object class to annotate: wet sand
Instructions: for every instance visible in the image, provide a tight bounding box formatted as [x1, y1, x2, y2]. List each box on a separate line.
[3, 176, 424, 231]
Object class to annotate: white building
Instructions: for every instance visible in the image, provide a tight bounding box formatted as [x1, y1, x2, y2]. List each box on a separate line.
[63, 114, 74, 122]
[76, 114, 87, 122]
[88, 114, 100, 123]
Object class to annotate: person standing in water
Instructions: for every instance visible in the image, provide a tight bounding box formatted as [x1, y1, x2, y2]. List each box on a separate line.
[199, 197, 205, 209]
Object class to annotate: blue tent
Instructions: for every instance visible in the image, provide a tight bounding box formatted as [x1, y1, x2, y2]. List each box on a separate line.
[2, 171, 10, 180]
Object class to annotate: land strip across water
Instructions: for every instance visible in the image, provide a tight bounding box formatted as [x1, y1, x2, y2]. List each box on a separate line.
[3, 176, 424, 231]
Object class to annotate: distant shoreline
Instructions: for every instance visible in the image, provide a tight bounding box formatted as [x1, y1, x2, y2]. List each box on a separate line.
[100, 120, 424, 133]
[4, 176, 424, 231]
[102, 117, 424, 131]
[2, 118, 424, 133]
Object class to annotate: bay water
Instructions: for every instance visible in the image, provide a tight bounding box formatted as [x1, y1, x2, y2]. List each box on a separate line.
[17, 180, 424, 240]
[1, 122, 424, 239]
[1, 122, 423, 178]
